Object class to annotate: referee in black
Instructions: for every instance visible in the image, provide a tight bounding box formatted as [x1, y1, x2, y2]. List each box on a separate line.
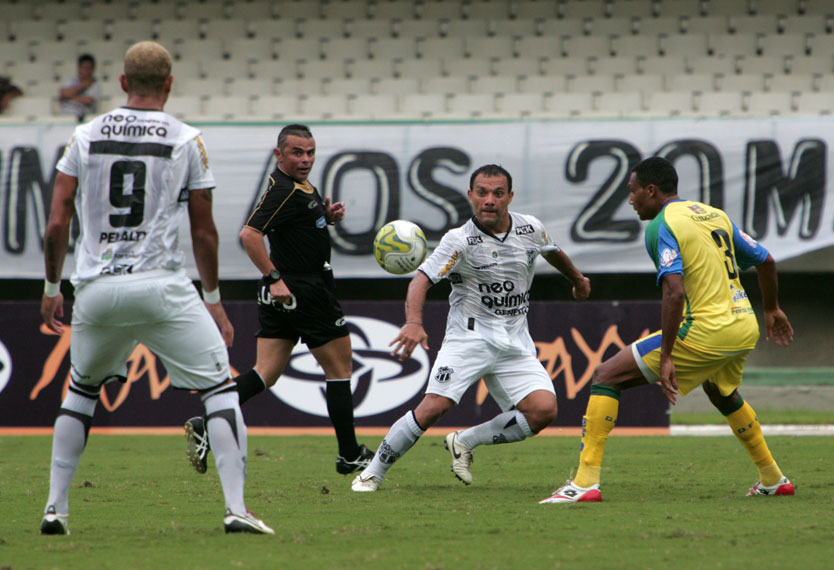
[185, 124, 373, 475]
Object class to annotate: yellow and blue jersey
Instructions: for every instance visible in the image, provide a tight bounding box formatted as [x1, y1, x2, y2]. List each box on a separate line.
[644, 200, 768, 351]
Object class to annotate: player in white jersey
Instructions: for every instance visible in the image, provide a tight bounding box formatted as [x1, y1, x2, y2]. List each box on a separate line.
[352, 164, 591, 492]
[39, 41, 273, 535]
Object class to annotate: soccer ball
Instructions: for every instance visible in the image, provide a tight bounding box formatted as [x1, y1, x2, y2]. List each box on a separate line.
[373, 220, 428, 275]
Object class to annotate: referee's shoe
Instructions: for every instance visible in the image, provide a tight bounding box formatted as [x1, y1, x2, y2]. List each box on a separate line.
[336, 444, 374, 474]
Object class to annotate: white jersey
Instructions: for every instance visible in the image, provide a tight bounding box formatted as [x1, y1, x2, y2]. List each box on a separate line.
[419, 212, 558, 353]
[56, 107, 215, 286]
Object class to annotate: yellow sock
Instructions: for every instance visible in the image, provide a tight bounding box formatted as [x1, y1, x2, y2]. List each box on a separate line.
[724, 399, 784, 486]
[574, 385, 620, 488]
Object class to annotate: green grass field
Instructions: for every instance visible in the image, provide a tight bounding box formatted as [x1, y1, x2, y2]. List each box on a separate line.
[1, 434, 831, 570]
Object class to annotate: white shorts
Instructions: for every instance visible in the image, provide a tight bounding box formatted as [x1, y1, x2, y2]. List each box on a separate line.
[70, 269, 230, 391]
[426, 337, 555, 411]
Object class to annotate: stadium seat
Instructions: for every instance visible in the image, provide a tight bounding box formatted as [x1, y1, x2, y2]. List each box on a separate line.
[0, 41, 32, 67]
[107, 20, 155, 46]
[709, 33, 760, 57]
[666, 72, 719, 92]
[815, 74, 834, 91]
[779, 14, 828, 34]
[788, 55, 833, 74]
[273, 77, 317, 96]
[688, 55, 738, 75]
[795, 91, 832, 114]
[471, 0, 514, 20]
[275, 0, 321, 20]
[660, 33, 709, 58]
[497, 92, 546, 117]
[489, 18, 539, 39]
[170, 59, 204, 81]
[226, 38, 277, 63]
[538, 18, 588, 38]
[202, 95, 251, 120]
[204, 59, 252, 81]
[174, 77, 228, 98]
[443, 93, 497, 118]
[736, 55, 787, 74]
[248, 19, 299, 41]
[396, 58, 444, 80]
[323, 0, 371, 20]
[546, 92, 594, 116]
[443, 18, 490, 39]
[398, 92, 448, 118]
[227, 77, 277, 97]
[516, 37, 562, 60]
[515, 0, 559, 19]
[298, 18, 347, 41]
[767, 73, 815, 93]
[163, 95, 203, 121]
[759, 33, 809, 57]
[617, 73, 665, 94]
[444, 57, 492, 79]
[374, 77, 420, 95]
[181, 0, 229, 20]
[642, 15, 686, 35]
[609, 0, 657, 18]
[420, 0, 465, 20]
[59, 20, 108, 43]
[718, 73, 766, 92]
[470, 74, 518, 94]
[299, 59, 350, 80]
[391, 18, 441, 38]
[639, 55, 687, 77]
[421, 76, 470, 96]
[588, 17, 637, 38]
[730, 14, 780, 34]
[568, 74, 617, 93]
[658, 0, 706, 17]
[684, 15, 731, 35]
[493, 57, 540, 78]
[372, 0, 418, 20]
[347, 18, 395, 40]
[249, 94, 301, 120]
[324, 77, 373, 95]
[229, 1, 278, 20]
[703, 0, 753, 17]
[348, 93, 400, 119]
[801, 0, 834, 16]
[322, 37, 371, 61]
[299, 94, 350, 119]
[540, 57, 590, 76]
[520, 74, 568, 94]
[369, 37, 419, 61]
[592, 56, 640, 75]
[745, 91, 795, 114]
[417, 37, 466, 60]
[644, 90, 696, 115]
[562, 35, 613, 58]
[596, 91, 644, 116]
[37, 1, 86, 22]
[561, 0, 609, 19]
[176, 39, 226, 65]
[352, 58, 396, 79]
[806, 34, 834, 57]
[754, 0, 800, 15]
[696, 90, 745, 115]
[274, 37, 322, 63]
[133, 2, 181, 22]
[201, 18, 250, 43]
[9, 62, 59, 87]
[9, 20, 59, 43]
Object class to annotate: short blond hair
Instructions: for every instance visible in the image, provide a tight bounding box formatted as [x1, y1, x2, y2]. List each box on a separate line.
[123, 41, 172, 96]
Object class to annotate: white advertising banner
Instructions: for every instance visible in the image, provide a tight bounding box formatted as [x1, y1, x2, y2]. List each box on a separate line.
[1, 118, 833, 279]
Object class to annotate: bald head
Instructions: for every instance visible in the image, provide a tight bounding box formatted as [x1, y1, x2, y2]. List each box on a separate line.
[123, 41, 172, 96]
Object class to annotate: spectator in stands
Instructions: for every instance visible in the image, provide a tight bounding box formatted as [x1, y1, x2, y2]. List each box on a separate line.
[0, 76, 23, 114]
[58, 53, 100, 120]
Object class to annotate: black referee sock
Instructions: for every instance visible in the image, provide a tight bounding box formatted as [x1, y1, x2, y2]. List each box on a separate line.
[235, 369, 267, 405]
[325, 379, 360, 459]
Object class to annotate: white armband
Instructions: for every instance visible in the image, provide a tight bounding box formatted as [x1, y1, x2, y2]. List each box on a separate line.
[44, 280, 61, 297]
[203, 287, 221, 304]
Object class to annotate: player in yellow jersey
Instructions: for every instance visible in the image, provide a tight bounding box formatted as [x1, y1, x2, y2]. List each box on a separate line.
[540, 157, 796, 504]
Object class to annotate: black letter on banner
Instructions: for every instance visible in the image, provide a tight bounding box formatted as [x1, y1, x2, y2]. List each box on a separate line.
[655, 140, 725, 209]
[322, 152, 399, 254]
[567, 140, 642, 242]
[407, 147, 471, 243]
[743, 139, 826, 240]
[3, 146, 70, 254]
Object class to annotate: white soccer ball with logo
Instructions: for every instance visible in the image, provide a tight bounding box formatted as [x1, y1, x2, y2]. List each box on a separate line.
[373, 220, 428, 275]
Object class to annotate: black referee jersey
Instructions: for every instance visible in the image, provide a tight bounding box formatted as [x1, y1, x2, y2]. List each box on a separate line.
[244, 167, 332, 274]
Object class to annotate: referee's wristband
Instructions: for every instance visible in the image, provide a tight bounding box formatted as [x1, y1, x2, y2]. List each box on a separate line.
[44, 280, 61, 297]
[203, 288, 221, 304]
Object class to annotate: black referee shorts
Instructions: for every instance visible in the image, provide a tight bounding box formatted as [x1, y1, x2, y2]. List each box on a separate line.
[255, 272, 349, 349]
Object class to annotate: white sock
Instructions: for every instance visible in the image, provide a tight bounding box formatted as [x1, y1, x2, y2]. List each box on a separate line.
[46, 389, 98, 515]
[457, 410, 532, 449]
[204, 390, 247, 515]
[364, 411, 424, 481]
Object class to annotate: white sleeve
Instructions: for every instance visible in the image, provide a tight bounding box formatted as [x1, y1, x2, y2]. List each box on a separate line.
[185, 135, 216, 190]
[55, 133, 80, 177]
[535, 216, 560, 252]
[418, 230, 464, 284]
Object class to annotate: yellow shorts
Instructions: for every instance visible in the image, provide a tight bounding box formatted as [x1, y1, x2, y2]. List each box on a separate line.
[631, 331, 751, 397]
